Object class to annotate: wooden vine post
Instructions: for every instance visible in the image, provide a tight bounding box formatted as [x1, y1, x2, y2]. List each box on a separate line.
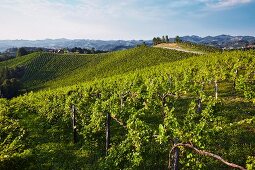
[106, 112, 111, 155]
[71, 105, 78, 144]
[233, 69, 238, 94]
[234, 69, 238, 88]
[197, 83, 204, 113]
[215, 80, 218, 100]
[197, 98, 202, 113]
[173, 139, 179, 170]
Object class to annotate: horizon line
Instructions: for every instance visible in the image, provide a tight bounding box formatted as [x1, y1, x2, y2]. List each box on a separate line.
[0, 34, 255, 41]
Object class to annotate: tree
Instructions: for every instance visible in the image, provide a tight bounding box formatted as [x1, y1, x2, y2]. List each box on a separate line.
[137, 42, 147, 47]
[0, 66, 24, 98]
[37, 48, 43, 52]
[0, 78, 21, 98]
[175, 36, 182, 43]
[0, 67, 9, 84]
[162, 36, 166, 43]
[166, 35, 170, 43]
[16, 47, 28, 57]
[156, 37, 162, 44]
[153, 37, 157, 45]
[153, 36, 170, 45]
[91, 47, 95, 54]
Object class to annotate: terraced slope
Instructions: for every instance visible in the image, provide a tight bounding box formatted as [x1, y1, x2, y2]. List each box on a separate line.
[0, 46, 196, 90]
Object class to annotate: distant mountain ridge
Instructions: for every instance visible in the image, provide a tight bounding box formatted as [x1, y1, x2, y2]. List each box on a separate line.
[0, 35, 255, 52]
[0, 39, 152, 52]
[181, 35, 255, 49]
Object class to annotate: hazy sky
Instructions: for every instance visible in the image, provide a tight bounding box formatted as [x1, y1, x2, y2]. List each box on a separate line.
[0, 0, 254, 40]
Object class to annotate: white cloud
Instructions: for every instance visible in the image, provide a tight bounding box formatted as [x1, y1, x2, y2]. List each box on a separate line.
[0, 0, 177, 40]
[203, 0, 253, 9]
[0, 0, 133, 39]
[0, 0, 253, 40]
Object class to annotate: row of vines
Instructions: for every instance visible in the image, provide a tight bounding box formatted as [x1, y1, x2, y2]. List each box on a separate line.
[1, 50, 255, 169]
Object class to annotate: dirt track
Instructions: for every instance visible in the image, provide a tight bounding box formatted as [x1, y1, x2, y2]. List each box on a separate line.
[154, 43, 204, 54]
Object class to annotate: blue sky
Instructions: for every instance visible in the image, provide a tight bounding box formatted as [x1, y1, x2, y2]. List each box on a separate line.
[0, 0, 254, 40]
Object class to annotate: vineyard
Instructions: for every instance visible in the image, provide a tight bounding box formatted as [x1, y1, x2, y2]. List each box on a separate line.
[0, 49, 255, 169]
[0, 46, 195, 91]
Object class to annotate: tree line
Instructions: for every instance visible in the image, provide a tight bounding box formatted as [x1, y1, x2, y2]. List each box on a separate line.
[0, 66, 25, 98]
[0, 47, 109, 63]
[152, 35, 182, 45]
[68, 47, 108, 54]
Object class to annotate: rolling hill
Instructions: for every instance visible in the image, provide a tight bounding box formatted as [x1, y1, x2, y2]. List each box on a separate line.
[0, 46, 196, 91]
[1, 48, 254, 169]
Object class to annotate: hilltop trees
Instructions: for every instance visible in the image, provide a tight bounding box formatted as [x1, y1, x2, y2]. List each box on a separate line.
[153, 35, 183, 45]
[175, 36, 182, 43]
[153, 35, 170, 45]
[152, 37, 161, 45]
[166, 35, 170, 43]
[69, 47, 107, 54]
[16, 47, 28, 57]
[162, 36, 166, 43]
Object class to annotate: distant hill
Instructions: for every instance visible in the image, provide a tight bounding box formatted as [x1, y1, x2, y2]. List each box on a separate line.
[1, 35, 254, 52]
[181, 35, 255, 49]
[0, 39, 152, 52]
[0, 46, 195, 91]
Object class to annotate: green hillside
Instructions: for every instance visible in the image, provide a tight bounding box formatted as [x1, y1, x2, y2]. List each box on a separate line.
[1, 50, 255, 169]
[0, 52, 38, 68]
[178, 42, 221, 53]
[0, 46, 195, 91]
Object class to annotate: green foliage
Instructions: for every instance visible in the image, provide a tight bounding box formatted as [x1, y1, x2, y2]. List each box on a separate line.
[1, 46, 195, 91]
[175, 36, 182, 43]
[247, 156, 255, 170]
[16, 47, 28, 57]
[178, 41, 221, 53]
[1, 78, 21, 98]
[0, 49, 254, 169]
[0, 52, 38, 68]
[0, 99, 32, 170]
[0, 66, 24, 98]
[152, 35, 169, 45]
[0, 67, 9, 84]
